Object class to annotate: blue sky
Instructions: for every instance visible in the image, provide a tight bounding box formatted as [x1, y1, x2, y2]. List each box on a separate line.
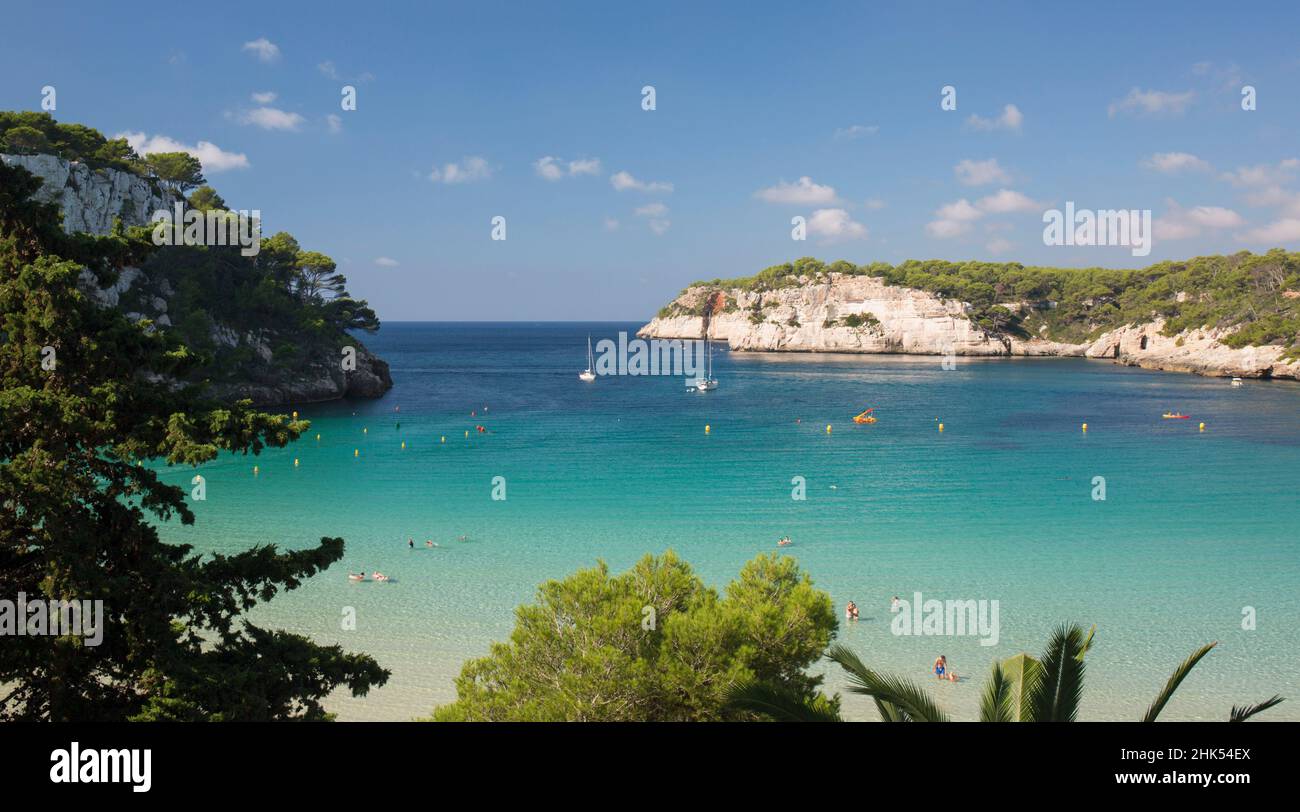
[3, 1, 1300, 319]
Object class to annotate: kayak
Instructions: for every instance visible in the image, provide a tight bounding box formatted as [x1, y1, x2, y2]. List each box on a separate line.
[853, 408, 877, 424]
[1162, 413, 1191, 419]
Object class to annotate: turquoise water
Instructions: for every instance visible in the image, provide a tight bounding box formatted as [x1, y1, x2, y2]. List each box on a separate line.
[158, 322, 1300, 721]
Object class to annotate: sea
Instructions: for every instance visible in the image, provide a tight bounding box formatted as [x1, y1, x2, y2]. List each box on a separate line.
[156, 322, 1300, 721]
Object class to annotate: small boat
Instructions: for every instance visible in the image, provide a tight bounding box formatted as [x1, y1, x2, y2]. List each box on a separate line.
[853, 408, 877, 424]
[579, 336, 597, 382]
[1231, 377, 1243, 387]
[691, 323, 718, 391]
[1162, 412, 1191, 419]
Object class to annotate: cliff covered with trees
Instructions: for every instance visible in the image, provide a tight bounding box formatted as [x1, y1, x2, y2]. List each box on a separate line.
[641, 255, 1300, 380]
[0, 111, 391, 405]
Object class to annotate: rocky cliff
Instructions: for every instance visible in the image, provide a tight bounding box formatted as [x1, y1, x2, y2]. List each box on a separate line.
[3, 152, 393, 405]
[1, 152, 175, 234]
[639, 273, 1300, 381]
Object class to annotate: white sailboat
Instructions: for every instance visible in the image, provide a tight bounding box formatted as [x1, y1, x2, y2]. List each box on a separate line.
[579, 335, 597, 382]
[691, 325, 718, 391]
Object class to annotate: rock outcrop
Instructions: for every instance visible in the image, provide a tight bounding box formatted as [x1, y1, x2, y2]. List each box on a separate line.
[639, 273, 1300, 381]
[1, 152, 175, 233]
[9, 152, 394, 405]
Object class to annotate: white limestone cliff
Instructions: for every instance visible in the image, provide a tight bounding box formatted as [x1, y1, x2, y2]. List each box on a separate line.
[639, 273, 1300, 381]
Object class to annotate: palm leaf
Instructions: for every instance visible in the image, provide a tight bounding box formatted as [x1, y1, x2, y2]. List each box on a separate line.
[1077, 624, 1097, 661]
[722, 680, 842, 722]
[1141, 642, 1216, 722]
[825, 644, 950, 722]
[1229, 695, 1284, 722]
[1027, 623, 1088, 722]
[1000, 652, 1041, 722]
[979, 662, 1013, 722]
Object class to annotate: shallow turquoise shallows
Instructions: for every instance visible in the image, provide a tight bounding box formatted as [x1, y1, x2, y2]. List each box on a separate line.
[157, 322, 1300, 721]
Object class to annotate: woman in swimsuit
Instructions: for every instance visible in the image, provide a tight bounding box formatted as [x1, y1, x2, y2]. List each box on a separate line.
[934, 655, 947, 680]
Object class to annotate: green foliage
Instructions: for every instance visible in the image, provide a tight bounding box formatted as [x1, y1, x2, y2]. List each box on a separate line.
[0, 111, 144, 175]
[0, 160, 388, 720]
[145, 151, 205, 194]
[429, 551, 838, 721]
[187, 185, 227, 212]
[1, 125, 51, 154]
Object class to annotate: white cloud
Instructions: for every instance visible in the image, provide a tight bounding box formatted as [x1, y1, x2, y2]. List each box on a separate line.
[236, 106, 306, 131]
[834, 124, 879, 140]
[534, 156, 564, 181]
[976, 189, 1040, 214]
[429, 156, 493, 184]
[755, 176, 838, 205]
[926, 219, 973, 238]
[242, 38, 281, 63]
[1238, 218, 1300, 244]
[117, 131, 250, 172]
[1155, 200, 1244, 240]
[374, 257, 399, 267]
[568, 157, 601, 176]
[610, 170, 672, 193]
[955, 158, 1011, 186]
[603, 217, 620, 231]
[1141, 152, 1211, 173]
[986, 237, 1014, 254]
[326, 114, 342, 134]
[634, 202, 668, 217]
[1108, 88, 1195, 117]
[251, 91, 277, 104]
[535, 156, 601, 180]
[935, 199, 983, 222]
[318, 61, 340, 80]
[966, 104, 1023, 132]
[926, 189, 1042, 238]
[1220, 159, 1299, 188]
[806, 208, 868, 241]
[648, 219, 671, 236]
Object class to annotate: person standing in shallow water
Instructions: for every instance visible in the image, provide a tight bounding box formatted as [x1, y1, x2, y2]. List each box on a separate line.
[408, 537, 414, 550]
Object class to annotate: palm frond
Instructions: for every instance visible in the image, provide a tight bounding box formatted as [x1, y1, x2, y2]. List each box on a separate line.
[825, 643, 950, 722]
[1229, 695, 1284, 722]
[722, 680, 842, 722]
[1000, 652, 1041, 722]
[1141, 641, 1216, 722]
[1076, 624, 1097, 662]
[979, 662, 1013, 722]
[1027, 623, 1088, 722]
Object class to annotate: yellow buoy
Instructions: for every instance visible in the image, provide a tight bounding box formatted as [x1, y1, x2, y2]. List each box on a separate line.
[705, 424, 710, 434]
[354, 448, 359, 458]
[1082, 423, 1088, 432]
[1199, 422, 1205, 431]
[294, 458, 299, 467]
[441, 436, 446, 443]
[315, 433, 321, 441]
[363, 427, 368, 435]
[826, 424, 832, 434]
[939, 423, 944, 432]
[292, 410, 298, 419]
[464, 430, 469, 439]
[253, 465, 259, 475]
[401, 441, 406, 449]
